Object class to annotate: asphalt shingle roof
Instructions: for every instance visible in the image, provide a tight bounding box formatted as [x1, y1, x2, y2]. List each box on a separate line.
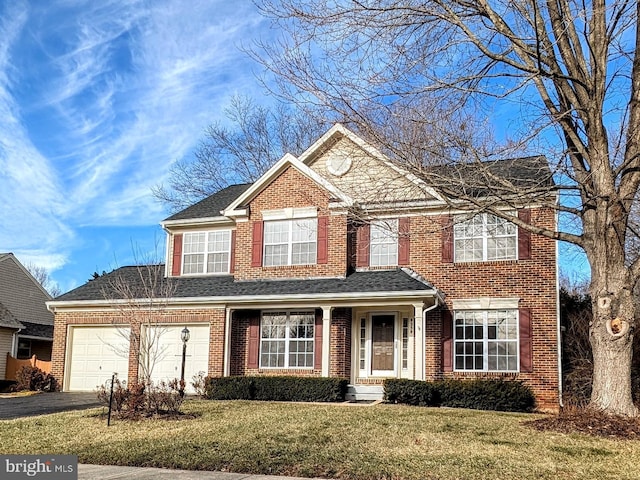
[19, 321, 54, 340]
[54, 266, 436, 303]
[424, 155, 554, 197]
[0, 301, 23, 330]
[164, 183, 253, 222]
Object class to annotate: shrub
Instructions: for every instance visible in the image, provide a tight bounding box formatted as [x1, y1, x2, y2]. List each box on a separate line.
[205, 376, 255, 400]
[15, 366, 58, 392]
[439, 379, 536, 412]
[96, 377, 129, 413]
[205, 376, 348, 402]
[95, 378, 184, 419]
[384, 379, 441, 406]
[191, 371, 207, 397]
[146, 380, 184, 414]
[384, 378, 536, 413]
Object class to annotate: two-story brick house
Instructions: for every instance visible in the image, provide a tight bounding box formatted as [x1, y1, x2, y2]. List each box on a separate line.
[48, 124, 560, 407]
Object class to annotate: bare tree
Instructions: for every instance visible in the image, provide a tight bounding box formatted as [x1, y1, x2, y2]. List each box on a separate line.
[101, 260, 177, 385]
[257, 1, 640, 416]
[153, 95, 333, 212]
[24, 262, 62, 298]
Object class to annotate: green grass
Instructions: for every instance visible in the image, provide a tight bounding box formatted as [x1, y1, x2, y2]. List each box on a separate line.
[0, 400, 638, 479]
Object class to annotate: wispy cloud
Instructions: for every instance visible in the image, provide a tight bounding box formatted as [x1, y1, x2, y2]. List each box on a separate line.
[0, 1, 272, 285]
[0, 2, 72, 271]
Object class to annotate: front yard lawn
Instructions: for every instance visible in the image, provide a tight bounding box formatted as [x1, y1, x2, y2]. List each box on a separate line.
[0, 400, 638, 480]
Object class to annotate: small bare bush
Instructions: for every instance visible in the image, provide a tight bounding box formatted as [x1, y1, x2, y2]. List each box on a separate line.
[95, 378, 184, 420]
[15, 366, 58, 392]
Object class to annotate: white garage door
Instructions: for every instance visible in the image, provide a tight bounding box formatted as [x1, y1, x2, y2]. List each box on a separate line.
[67, 326, 130, 391]
[144, 324, 209, 394]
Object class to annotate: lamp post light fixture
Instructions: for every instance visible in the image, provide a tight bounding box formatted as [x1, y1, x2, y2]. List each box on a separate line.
[179, 327, 190, 397]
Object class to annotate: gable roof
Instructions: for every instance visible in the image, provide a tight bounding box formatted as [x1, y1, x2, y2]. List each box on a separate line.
[299, 124, 443, 202]
[0, 253, 53, 327]
[223, 153, 355, 215]
[50, 265, 439, 306]
[163, 183, 253, 224]
[0, 301, 23, 330]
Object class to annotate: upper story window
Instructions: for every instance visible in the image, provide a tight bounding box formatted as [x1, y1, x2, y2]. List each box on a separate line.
[263, 217, 317, 267]
[454, 310, 519, 372]
[370, 219, 399, 267]
[454, 213, 516, 262]
[182, 230, 231, 274]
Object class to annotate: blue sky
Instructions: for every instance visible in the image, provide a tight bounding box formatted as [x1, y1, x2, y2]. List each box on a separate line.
[0, 1, 276, 293]
[0, 1, 590, 295]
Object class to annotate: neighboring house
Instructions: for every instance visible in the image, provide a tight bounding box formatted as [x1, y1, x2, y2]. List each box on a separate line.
[48, 124, 560, 408]
[0, 253, 54, 379]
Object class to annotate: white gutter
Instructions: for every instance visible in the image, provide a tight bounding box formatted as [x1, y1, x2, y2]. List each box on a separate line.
[47, 288, 441, 312]
[161, 216, 231, 227]
[11, 327, 22, 357]
[419, 297, 441, 381]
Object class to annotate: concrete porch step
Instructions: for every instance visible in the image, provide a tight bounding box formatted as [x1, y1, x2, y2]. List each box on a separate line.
[346, 384, 384, 401]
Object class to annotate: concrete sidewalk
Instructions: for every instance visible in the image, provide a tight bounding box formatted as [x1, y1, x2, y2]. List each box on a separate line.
[79, 464, 326, 480]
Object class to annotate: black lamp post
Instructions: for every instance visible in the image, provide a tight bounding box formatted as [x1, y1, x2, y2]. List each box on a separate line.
[179, 327, 190, 397]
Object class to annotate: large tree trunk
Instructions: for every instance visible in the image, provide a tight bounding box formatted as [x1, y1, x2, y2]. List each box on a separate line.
[589, 257, 638, 416]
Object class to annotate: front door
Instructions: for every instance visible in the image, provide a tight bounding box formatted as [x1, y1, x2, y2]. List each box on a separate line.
[371, 315, 395, 373]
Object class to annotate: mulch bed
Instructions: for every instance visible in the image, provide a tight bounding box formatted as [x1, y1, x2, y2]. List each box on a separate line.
[526, 408, 640, 439]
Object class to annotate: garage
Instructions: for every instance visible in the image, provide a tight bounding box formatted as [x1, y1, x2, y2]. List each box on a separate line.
[143, 324, 209, 394]
[66, 326, 130, 391]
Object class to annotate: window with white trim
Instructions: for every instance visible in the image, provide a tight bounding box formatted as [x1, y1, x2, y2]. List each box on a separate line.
[263, 218, 317, 267]
[260, 311, 315, 368]
[454, 310, 519, 372]
[453, 213, 517, 262]
[370, 219, 399, 266]
[182, 230, 231, 274]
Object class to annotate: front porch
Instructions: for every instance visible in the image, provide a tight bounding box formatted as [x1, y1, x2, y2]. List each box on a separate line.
[223, 298, 441, 396]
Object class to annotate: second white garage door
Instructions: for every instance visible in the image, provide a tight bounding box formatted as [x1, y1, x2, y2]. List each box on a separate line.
[67, 326, 130, 391]
[143, 324, 209, 394]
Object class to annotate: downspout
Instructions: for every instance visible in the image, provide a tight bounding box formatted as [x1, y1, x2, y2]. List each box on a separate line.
[11, 327, 22, 357]
[420, 293, 442, 381]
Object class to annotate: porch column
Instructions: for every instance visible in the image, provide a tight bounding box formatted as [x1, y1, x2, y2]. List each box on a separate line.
[223, 308, 232, 377]
[321, 306, 332, 377]
[413, 303, 424, 381]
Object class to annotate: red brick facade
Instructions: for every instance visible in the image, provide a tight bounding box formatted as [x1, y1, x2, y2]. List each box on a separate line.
[51, 308, 225, 387]
[50, 128, 559, 410]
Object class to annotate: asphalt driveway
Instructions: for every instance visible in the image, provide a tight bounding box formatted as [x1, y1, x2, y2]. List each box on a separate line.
[0, 392, 100, 420]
